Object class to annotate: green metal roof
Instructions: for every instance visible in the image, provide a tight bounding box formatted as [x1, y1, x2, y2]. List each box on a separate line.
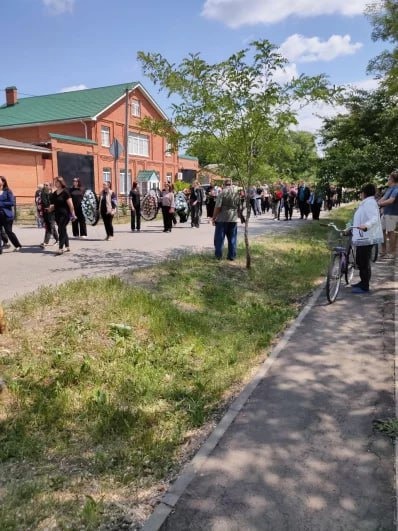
[49, 133, 97, 145]
[0, 83, 137, 128]
[137, 170, 160, 182]
[179, 154, 198, 161]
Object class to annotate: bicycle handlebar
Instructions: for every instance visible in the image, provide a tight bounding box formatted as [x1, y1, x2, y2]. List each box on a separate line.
[319, 222, 367, 233]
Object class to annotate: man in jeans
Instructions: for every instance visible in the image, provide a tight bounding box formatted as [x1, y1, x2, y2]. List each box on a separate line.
[378, 171, 398, 258]
[212, 179, 240, 261]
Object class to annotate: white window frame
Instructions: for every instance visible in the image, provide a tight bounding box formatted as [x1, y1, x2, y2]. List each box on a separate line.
[119, 169, 132, 195]
[103, 168, 112, 183]
[101, 126, 111, 147]
[128, 132, 149, 157]
[166, 172, 172, 183]
[165, 141, 172, 157]
[131, 99, 141, 117]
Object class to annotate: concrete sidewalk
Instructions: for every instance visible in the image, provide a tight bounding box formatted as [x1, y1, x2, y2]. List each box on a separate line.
[144, 257, 397, 531]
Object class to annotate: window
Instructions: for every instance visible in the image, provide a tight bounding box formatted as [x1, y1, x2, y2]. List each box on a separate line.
[131, 100, 141, 117]
[128, 133, 149, 157]
[165, 141, 172, 157]
[166, 173, 172, 183]
[101, 126, 111, 147]
[119, 169, 132, 195]
[103, 168, 112, 183]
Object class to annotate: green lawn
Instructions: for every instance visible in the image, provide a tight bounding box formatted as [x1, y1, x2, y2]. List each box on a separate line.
[0, 208, 353, 530]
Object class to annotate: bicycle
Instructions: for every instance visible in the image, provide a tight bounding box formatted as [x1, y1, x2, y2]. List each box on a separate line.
[371, 243, 379, 263]
[321, 222, 364, 303]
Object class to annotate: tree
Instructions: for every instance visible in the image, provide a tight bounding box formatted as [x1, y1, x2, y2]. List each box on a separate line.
[185, 134, 221, 167]
[318, 87, 398, 187]
[367, 0, 398, 93]
[267, 130, 318, 182]
[137, 40, 334, 268]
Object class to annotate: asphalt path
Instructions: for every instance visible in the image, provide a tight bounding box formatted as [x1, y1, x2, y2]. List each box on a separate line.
[2, 212, 310, 302]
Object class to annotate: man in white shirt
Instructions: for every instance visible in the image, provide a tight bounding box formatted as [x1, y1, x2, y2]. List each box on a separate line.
[351, 183, 383, 294]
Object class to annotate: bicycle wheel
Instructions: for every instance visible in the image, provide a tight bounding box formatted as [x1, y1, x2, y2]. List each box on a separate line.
[326, 253, 342, 303]
[345, 245, 355, 284]
[371, 244, 378, 263]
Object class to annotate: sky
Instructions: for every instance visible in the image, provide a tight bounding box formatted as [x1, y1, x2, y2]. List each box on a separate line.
[0, 0, 385, 134]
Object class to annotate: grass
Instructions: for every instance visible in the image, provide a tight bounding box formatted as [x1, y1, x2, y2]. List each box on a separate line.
[373, 419, 398, 438]
[0, 208, 354, 529]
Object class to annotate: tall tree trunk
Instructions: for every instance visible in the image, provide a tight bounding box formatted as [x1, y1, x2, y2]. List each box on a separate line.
[244, 197, 251, 269]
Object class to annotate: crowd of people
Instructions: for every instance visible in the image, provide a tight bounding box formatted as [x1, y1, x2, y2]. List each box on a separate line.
[0, 174, 397, 287]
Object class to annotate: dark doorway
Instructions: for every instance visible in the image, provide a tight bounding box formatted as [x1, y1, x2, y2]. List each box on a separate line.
[57, 152, 95, 191]
[181, 169, 197, 183]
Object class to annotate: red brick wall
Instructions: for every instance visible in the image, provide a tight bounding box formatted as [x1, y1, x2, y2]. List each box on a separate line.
[0, 148, 52, 204]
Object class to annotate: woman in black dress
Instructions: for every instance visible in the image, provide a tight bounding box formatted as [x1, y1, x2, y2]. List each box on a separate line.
[69, 177, 87, 238]
[48, 177, 76, 255]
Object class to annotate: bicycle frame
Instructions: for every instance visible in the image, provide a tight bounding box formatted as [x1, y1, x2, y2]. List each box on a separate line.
[322, 223, 360, 303]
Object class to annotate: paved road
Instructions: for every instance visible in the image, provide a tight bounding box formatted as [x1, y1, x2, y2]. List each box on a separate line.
[147, 256, 397, 531]
[2, 213, 306, 302]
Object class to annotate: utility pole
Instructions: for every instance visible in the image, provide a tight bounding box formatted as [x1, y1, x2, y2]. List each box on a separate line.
[124, 87, 130, 203]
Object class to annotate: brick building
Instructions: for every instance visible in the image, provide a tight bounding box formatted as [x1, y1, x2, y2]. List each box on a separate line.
[0, 83, 198, 204]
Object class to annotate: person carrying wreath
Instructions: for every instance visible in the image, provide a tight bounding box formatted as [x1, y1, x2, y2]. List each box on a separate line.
[48, 176, 76, 255]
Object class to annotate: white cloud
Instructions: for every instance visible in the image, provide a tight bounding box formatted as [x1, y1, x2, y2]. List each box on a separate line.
[202, 0, 368, 27]
[43, 0, 74, 15]
[60, 84, 88, 92]
[293, 77, 380, 133]
[346, 78, 380, 91]
[280, 34, 362, 63]
[293, 101, 345, 134]
[273, 63, 299, 84]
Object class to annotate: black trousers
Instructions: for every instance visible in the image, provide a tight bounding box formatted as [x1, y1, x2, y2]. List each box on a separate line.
[0, 212, 21, 248]
[55, 212, 70, 250]
[161, 206, 173, 231]
[190, 203, 200, 227]
[43, 213, 59, 244]
[102, 213, 114, 237]
[71, 207, 87, 237]
[130, 206, 141, 230]
[284, 202, 294, 219]
[298, 201, 310, 218]
[355, 245, 372, 290]
[311, 203, 321, 220]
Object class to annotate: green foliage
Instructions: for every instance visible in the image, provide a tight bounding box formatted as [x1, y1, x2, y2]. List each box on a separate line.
[137, 40, 334, 267]
[173, 180, 189, 192]
[0, 214, 356, 529]
[366, 0, 398, 94]
[373, 418, 398, 438]
[137, 40, 333, 188]
[319, 87, 398, 187]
